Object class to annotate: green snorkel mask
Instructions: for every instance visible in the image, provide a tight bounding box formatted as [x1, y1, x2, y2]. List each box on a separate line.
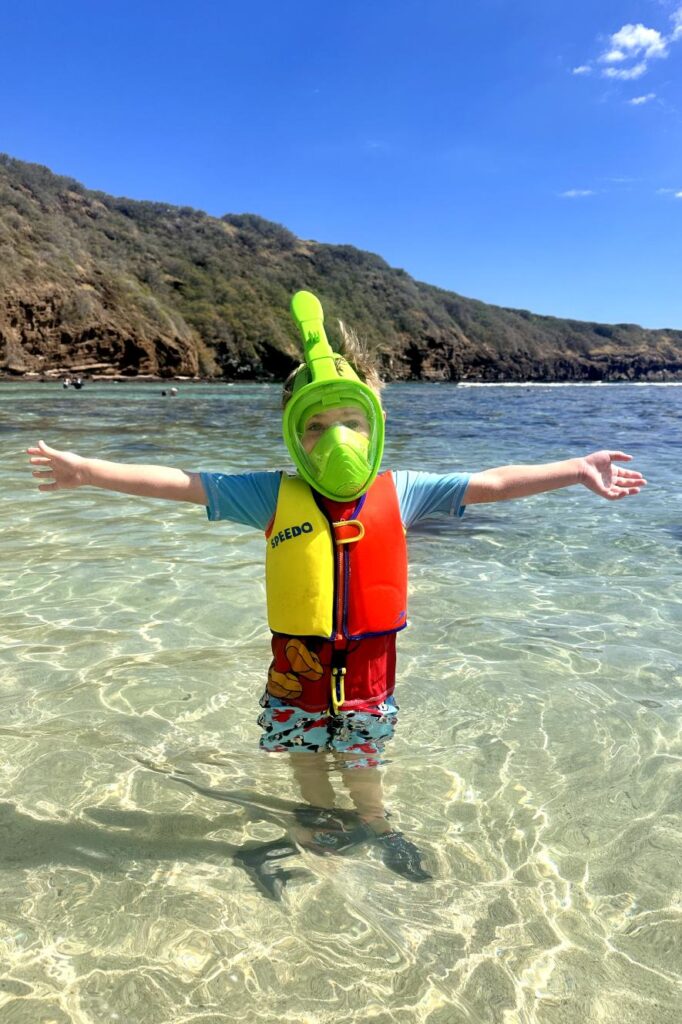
[283, 291, 384, 501]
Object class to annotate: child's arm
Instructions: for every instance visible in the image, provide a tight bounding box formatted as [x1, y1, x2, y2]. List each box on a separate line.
[463, 450, 646, 505]
[27, 440, 207, 505]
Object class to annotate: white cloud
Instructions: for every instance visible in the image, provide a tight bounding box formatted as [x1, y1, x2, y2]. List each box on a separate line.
[603, 61, 648, 80]
[607, 23, 667, 60]
[574, 14, 682, 85]
[673, 6, 682, 42]
[560, 189, 595, 198]
[676, 191, 682, 198]
[628, 93, 656, 104]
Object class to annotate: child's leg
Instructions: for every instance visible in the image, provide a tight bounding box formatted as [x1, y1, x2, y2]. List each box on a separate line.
[334, 752, 430, 880]
[288, 750, 377, 855]
[328, 703, 431, 880]
[334, 754, 392, 835]
[328, 702, 399, 831]
[289, 750, 337, 809]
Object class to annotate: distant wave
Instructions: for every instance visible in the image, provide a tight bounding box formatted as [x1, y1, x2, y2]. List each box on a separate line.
[456, 381, 682, 388]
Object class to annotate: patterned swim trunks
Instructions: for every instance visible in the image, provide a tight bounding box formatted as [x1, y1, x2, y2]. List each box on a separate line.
[257, 693, 399, 768]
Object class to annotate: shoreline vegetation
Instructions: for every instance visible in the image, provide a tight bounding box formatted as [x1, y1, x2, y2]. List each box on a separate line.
[2, 154, 682, 384]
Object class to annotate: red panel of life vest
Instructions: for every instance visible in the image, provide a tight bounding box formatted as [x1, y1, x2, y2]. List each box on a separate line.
[340, 472, 408, 639]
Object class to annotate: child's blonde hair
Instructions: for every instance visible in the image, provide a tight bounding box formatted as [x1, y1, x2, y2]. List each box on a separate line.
[282, 321, 383, 409]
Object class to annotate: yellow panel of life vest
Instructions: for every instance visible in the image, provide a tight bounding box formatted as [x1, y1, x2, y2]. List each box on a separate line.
[265, 476, 334, 637]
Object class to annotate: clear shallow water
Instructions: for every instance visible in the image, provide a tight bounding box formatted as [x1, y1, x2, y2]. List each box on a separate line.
[1, 381, 681, 1024]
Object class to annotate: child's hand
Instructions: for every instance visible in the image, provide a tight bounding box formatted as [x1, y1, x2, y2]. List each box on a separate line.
[27, 440, 87, 491]
[580, 451, 646, 500]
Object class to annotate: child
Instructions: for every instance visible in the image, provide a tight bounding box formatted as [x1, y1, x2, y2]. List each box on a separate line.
[28, 291, 646, 894]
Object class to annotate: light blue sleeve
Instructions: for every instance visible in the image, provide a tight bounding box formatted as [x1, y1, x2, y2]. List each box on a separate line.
[200, 471, 281, 530]
[392, 470, 471, 529]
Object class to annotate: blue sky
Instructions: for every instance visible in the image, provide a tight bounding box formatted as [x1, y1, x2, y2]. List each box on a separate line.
[3, 0, 682, 328]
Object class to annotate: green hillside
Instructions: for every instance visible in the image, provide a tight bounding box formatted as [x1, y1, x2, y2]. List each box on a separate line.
[1, 154, 680, 381]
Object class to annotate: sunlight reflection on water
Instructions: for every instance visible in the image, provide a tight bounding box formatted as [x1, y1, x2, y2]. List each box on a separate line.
[1, 382, 680, 1023]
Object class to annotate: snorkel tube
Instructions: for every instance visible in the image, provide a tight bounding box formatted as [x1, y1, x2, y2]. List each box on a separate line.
[283, 291, 384, 501]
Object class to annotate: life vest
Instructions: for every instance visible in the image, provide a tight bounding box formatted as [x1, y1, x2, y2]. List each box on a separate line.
[266, 472, 407, 640]
[264, 472, 408, 712]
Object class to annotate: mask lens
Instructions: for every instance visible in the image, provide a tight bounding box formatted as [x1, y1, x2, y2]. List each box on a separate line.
[300, 406, 371, 447]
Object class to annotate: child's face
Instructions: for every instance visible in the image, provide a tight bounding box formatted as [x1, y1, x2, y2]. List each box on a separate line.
[301, 405, 371, 453]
